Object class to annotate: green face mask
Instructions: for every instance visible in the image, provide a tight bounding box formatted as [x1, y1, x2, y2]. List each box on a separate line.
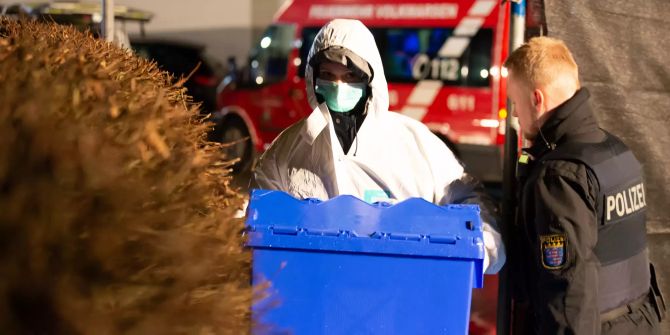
[314, 78, 367, 113]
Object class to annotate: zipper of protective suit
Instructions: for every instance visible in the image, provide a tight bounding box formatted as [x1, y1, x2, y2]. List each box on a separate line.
[353, 116, 359, 156]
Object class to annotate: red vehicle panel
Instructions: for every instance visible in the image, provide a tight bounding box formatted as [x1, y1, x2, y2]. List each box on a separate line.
[216, 0, 510, 182]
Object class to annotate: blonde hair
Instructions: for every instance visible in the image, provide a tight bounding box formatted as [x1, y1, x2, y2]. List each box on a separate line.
[504, 36, 579, 89]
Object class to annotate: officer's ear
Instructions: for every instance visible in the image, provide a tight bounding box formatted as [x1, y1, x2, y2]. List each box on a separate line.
[532, 89, 544, 114]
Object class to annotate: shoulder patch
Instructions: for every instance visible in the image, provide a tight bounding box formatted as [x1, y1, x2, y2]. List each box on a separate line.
[540, 234, 567, 269]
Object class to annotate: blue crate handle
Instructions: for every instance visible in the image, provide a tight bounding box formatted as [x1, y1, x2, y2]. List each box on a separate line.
[245, 189, 485, 288]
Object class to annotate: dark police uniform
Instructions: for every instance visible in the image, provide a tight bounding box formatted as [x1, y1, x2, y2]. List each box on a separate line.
[512, 88, 665, 334]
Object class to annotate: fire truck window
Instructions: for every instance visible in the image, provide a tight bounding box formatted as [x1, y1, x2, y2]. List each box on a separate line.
[463, 29, 493, 87]
[378, 28, 493, 87]
[298, 28, 321, 78]
[248, 24, 296, 86]
[299, 27, 492, 88]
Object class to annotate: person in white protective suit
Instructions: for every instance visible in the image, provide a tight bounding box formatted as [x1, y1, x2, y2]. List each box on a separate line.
[251, 19, 505, 274]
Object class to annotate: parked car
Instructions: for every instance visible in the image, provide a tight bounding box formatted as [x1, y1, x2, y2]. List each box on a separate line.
[131, 39, 224, 114]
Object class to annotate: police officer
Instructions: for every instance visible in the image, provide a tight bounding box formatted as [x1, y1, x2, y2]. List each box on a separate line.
[505, 37, 665, 334]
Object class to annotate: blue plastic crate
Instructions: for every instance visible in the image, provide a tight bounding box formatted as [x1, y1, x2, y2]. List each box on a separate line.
[246, 189, 485, 335]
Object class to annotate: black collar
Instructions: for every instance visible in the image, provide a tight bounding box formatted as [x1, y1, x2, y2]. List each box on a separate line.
[526, 88, 600, 159]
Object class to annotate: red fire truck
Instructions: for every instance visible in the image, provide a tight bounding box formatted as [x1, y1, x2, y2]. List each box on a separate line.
[215, 0, 510, 184]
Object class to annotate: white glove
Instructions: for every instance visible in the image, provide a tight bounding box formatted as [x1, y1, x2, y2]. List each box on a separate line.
[482, 226, 505, 274]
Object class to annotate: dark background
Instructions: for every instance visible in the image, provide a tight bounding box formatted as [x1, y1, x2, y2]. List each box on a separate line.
[544, 0, 670, 332]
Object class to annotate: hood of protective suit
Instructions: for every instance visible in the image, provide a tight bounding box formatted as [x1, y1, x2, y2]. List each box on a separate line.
[305, 19, 388, 115]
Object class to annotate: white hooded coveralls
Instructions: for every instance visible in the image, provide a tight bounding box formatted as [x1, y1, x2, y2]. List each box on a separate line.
[252, 19, 505, 274]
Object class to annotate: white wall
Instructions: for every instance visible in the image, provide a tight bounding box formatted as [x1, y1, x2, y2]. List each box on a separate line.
[124, 0, 254, 65]
[125, 0, 289, 64]
[0, 0, 288, 65]
[128, 0, 251, 33]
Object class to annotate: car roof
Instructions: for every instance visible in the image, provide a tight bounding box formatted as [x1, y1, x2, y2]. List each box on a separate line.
[130, 38, 205, 52]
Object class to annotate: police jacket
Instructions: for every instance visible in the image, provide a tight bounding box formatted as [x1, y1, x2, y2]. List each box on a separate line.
[514, 88, 651, 334]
